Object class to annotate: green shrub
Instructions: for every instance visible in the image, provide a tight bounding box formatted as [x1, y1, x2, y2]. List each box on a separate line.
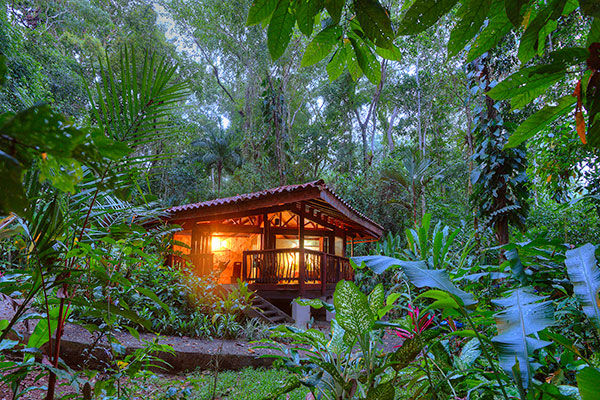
[526, 197, 600, 245]
[72, 260, 265, 340]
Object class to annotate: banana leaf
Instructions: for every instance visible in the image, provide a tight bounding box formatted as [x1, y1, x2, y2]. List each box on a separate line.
[565, 243, 600, 329]
[491, 287, 553, 389]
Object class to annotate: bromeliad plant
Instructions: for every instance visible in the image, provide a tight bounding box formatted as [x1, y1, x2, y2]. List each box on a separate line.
[392, 304, 435, 341]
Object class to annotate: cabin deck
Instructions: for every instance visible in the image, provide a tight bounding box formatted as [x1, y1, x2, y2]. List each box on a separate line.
[242, 248, 352, 298]
[170, 248, 352, 299]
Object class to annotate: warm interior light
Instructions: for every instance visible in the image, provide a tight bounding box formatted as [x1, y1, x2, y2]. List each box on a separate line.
[211, 236, 228, 251]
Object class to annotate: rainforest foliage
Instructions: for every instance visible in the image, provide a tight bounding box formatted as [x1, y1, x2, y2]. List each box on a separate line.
[1, 0, 600, 399]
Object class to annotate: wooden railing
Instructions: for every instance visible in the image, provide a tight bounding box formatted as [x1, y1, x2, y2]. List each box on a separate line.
[242, 248, 352, 295]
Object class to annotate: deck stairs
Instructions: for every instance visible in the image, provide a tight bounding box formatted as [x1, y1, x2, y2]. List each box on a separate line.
[219, 285, 293, 324]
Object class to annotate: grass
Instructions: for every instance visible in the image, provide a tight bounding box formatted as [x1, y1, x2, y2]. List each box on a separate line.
[130, 367, 310, 400]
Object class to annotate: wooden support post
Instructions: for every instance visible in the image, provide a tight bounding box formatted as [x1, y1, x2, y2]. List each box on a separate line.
[191, 225, 202, 275]
[263, 213, 271, 249]
[328, 232, 335, 255]
[242, 251, 247, 282]
[321, 252, 327, 295]
[299, 214, 305, 295]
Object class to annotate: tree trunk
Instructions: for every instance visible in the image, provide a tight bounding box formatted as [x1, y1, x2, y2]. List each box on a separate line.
[387, 106, 399, 153]
[353, 109, 370, 170]
[369, 61, 387, 157]
[415, 47, 427, 218]
[482, 64, 510, 249]
[217, 163, 222, 193]
[464, 95, 479, 241]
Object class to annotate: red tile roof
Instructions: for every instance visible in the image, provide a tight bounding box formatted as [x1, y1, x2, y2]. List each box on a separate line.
[167, 180, 322, 212]
[166, 180, 383, 237]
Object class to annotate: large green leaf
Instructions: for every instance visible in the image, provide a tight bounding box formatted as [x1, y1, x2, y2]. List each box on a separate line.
[267, 0, 295, 60]
[353, 256, 476, 307]
[327, 45, 347, 81]
[246, 0, 279, 25]
[349, 38, 381, 84]
[375, 44, 402, 61]
[352, 255, 427, 275]
[345, 41, 363, 80]
[400, 263, 477, 307]
[517, 0, 567, 64]
[0, 105, 97, 214]
[418, 289, 462, 312]
[325, 0, 344, 23]
[505, 248, 528, 285]
[505, 0, 530, 26]
[565, 243, 600, 329]
[488, 47, 588, 109]
[492, 287, 553, 389]
[588, 18, 600, 46]
[397, 0, 459, 35]
[505, 95, 576, 148]
[333, 280, 374, 335]
[354, 0, 394, 49]
[301, 25, 341, 67]
[577, 367, 600, 400]
[366, 380, 395, 399]
[296, 0, 323, 36]
[368, 283, 385, 314]
[448, 0, 491, 57]
[378, 292, 402, 318]
[487, 67, 564, 110]
[27, 307, 59, 350]
[466, 2, 512, 63]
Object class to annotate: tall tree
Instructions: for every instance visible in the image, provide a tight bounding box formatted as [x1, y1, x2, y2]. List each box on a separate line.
[195, 128, 241, 192]
[470, 54, 529, 247]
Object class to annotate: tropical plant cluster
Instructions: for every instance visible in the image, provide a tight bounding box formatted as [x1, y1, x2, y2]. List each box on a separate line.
[260, 217, 600, 399]
[71, 263, 265, 341]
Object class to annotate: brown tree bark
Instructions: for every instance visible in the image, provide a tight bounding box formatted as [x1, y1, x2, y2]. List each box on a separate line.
[482, 64, 510, 249]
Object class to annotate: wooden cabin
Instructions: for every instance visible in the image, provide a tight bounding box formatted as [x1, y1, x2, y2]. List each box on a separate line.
[165, 180, 383, 303]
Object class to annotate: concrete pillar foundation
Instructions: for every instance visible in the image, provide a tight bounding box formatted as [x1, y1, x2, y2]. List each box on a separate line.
[292, 301, 311, 329]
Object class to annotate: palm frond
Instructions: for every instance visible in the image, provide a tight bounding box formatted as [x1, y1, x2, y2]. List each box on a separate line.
[492, 287, 553, 389]
[565, 243, 600, 329]
[87, 46, 190, 153]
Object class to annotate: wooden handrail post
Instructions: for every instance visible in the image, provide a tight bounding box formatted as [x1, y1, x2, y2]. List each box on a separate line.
[321, 253, 326, 295]
[299, 249, 305, 295]
[299, 213, 305, 295]
[242, 251, 247, 282]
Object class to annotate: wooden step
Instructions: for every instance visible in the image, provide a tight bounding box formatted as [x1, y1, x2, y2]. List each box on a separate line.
[218, 284, 293, 324]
